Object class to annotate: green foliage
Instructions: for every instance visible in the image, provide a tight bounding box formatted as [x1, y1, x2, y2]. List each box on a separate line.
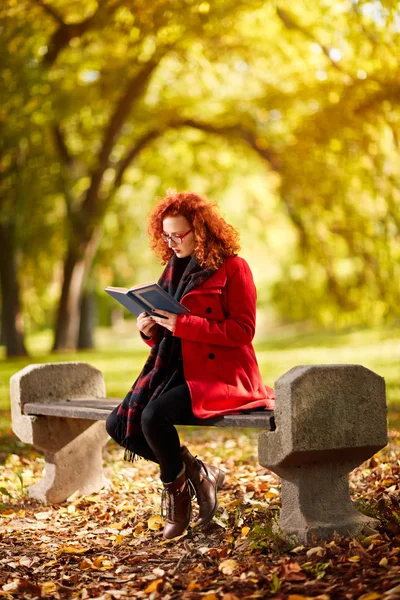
[302, 561, 330, 580]
[248, 521, 295, 554]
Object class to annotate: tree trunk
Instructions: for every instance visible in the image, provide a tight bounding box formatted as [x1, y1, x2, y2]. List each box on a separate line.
[78, 290, 96, 349]
[52, 227, 101, 351]
[0, 223, 28, 357]
[52, 249, 86, 351]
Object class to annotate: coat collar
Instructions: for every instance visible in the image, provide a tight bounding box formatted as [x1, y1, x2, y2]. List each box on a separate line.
[187, 259, 229, 293]
[200, 263, 227, 288]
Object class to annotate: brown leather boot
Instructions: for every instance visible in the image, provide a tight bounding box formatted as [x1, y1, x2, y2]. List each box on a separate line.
[181, 446, 225, 527]
[161, 466, 192, 540]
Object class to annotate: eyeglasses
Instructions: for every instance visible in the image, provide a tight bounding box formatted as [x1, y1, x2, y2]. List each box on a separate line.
[161, 228, 194, 244]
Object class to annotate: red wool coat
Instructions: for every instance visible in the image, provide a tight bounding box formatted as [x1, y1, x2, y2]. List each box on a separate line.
[143, 256, 275, 419]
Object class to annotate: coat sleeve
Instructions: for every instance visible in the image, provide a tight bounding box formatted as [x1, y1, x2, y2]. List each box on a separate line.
[139, 325, 160, 347]
[173, 257, 256, 347]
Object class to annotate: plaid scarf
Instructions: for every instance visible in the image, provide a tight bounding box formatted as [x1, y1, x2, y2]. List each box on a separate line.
[116, 253, 216, 461]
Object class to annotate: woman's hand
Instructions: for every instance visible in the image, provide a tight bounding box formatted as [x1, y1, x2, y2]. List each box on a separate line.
[136, 312, 156, 337]
[150, 309, 177, 333]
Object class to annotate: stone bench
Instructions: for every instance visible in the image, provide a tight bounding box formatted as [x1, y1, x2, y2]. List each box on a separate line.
[10, 362, 388, 543]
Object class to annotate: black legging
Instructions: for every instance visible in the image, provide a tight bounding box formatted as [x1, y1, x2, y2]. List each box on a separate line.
[106, 383, 194, 483]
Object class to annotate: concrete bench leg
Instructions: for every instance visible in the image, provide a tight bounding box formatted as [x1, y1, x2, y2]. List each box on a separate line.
[273, 462, 378, 543]
[10, 362, 111, 504]
[258, 364, 388, 544]
[27, 417, 109, 504]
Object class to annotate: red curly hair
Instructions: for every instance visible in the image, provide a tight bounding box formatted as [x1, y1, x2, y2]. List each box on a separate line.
[148, 190, 240, 269]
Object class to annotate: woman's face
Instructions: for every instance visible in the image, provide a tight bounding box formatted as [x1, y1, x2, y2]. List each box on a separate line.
[162, 214, 196, 258]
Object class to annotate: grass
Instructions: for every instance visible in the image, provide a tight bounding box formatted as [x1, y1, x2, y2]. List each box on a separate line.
[1, 324, 399, 428]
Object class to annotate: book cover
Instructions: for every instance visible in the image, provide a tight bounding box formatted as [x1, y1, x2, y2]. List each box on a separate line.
[105, 282, 190, 318]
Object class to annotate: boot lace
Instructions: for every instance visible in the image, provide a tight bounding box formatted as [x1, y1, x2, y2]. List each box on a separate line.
[161, 487, 171, 520]
[161, 479, 195, 520]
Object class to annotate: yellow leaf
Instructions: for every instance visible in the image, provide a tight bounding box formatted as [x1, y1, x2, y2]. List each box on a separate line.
[57, 546, 90, 555]
[241, 526, 250, 537]
[288, 596, 313, 600]
[109, 522, 125, 530]
[379, 557, 388, 567]
[147, 514, 164, 531]
[41, 582, 57, 594]
[187, 582, 201, 591]
[348, 555, 360, 562]
[144, 578, 163, 593]
[134, 522, 145, 536]
[358, 593, 381, 600]
[79, 559, 93, 570]
[219, 559, 239, 575]
[114, 535, 124, 545]
[93, 556, 113, 570]
[224, 499, 243, 509]
[203, 595, 219, 600]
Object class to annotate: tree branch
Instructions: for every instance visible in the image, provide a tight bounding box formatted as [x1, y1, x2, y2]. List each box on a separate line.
[113, 129, 163, 190]
[173, 118, 282, 172]
[30, 0, 65, 25]
[82, 59, 160, 221]
[53, 125, 73, 166]
[276, 6, 350, 75]
[32, 0, 113, 66]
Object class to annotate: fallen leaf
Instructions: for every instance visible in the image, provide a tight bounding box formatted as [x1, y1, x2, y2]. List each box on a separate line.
[93, 556, 113, 570]
[241, 526, 250, 537]
[108, 522, 125, 530]
[306, 546, 325, 558]
[379, 557, 388, 567]
[144, 578, 164, 593]
[34, 511, 52, 521]
[134, 522, 146, 536]
[219, 559, 239, 575]
[187, 582, 202, 590]
[41, 582, 57, 595]
[114, 535, 124, 545]
[358, 593, 381, 600]
[57, 545, 90, 556]
[2, 581, 19, 592]
[291, 545, 306, 554]
[17, 580, 42, 596]
[79, 559, 93, 570]
[283, 561, 306, 581]
[147, 514, 164, 531]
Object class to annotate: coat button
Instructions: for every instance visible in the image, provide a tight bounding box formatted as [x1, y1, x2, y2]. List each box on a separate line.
[208, 353, 215, 359]
[205, 307, 212, 314]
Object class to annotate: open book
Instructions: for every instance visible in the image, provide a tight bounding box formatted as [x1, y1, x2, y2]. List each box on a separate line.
[105, 282, 190, 319]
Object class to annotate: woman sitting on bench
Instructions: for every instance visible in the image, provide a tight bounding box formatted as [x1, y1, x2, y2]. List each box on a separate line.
[106, 190, 274, 540]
